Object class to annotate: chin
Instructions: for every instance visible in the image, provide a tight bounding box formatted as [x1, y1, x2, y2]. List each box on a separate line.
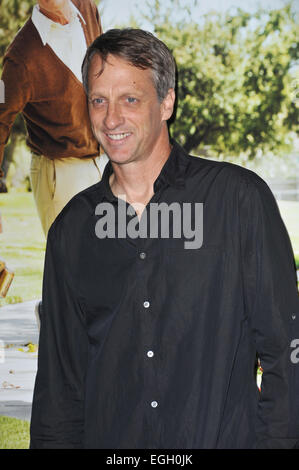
[103, 147, 135, 165]
[108, 155, 133, 165]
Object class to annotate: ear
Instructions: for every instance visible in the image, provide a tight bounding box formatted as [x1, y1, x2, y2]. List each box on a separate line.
[161, 88, 175, 122]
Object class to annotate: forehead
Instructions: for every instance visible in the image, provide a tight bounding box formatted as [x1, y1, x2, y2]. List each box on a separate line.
[88, 54, 155, 94]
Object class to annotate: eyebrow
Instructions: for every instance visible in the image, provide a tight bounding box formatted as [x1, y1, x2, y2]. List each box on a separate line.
[88, 89, 144, 99]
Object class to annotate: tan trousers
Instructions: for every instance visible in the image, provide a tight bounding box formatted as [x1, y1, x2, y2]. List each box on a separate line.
[30, 153, 109, 236]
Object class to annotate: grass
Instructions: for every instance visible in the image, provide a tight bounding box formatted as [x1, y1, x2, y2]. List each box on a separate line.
[0, 416, 30, 449]
[0, 191, 46, 307]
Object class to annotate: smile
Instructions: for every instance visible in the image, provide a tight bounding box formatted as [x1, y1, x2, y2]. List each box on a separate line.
[106, 132, 132, 141]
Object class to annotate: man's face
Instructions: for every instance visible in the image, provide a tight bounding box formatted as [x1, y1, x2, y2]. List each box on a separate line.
[87, 54, 174, 165]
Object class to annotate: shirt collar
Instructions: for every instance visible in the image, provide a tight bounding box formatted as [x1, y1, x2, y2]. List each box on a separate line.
[100, 140, 188, 203]
[32, 1, 86, 46]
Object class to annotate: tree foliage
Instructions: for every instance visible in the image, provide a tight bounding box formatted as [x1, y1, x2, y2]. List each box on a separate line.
[143, 0, 299, 158]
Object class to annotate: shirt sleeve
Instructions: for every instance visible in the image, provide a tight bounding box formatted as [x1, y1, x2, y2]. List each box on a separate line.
[239, 173, 299, 449]
[0, 53, 31, 177]
[30, 221, 88, 449]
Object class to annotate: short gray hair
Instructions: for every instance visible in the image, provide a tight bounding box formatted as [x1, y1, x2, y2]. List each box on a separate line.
[82, 28, 176, 102]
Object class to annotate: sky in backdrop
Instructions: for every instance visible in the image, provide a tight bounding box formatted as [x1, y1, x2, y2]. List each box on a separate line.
[100, 0, 294, 31]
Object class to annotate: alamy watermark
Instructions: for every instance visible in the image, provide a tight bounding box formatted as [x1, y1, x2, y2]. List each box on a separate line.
[290, 338, 299, 364]
[95, 197, 203, 249]
[0, 80, 4, 104]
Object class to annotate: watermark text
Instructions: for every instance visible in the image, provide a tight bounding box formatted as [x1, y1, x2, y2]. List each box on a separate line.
[0, 80, 4, 104]
[95, 197, 203, 249]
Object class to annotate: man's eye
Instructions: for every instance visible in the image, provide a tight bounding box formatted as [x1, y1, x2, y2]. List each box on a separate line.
[91, 98, 105, 105]
[126, 97, 137, 103]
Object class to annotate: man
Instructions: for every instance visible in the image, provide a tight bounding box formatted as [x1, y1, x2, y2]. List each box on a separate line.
[0, 0, 107, 237]
[30, 28, 299, 449]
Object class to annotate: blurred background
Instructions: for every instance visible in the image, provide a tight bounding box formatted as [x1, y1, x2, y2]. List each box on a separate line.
[0, 0, 298, 304]
[0, 0, 298, 449]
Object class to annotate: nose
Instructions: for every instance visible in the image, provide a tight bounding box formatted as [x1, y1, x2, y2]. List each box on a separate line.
[104, 102, 124, 130]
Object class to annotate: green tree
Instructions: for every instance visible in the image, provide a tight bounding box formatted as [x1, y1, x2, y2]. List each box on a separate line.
[143, 1, 299, 158]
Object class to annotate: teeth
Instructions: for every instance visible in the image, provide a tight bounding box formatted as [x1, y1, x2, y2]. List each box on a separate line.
[108, 133, 131, 141]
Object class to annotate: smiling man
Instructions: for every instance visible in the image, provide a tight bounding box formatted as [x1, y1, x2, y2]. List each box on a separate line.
[84, 36, 175, 211]
[30, 29, 299, 449]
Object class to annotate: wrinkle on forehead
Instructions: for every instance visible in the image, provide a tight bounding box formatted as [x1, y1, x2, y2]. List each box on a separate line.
[88, 53, 158, 101]
[91, 53, 151, 82]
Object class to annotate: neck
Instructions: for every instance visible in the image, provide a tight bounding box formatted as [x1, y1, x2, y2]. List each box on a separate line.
[39, 2, 72, 25]
[109, 139, 172, 214]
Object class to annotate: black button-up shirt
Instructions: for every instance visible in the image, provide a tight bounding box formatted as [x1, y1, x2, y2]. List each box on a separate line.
[30, 140, 299, 449]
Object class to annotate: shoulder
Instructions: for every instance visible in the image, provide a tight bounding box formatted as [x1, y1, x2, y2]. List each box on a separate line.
[185, 151, 271, 195]
[71, 0, 99, 17]
[4, 19, 40, 63]
[71, 0, 102, 39]
[49, 180, 106, 239]
[180, 148, 278, 214]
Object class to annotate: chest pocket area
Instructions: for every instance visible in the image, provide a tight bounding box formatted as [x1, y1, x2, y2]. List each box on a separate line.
[163, 242, 226, 308]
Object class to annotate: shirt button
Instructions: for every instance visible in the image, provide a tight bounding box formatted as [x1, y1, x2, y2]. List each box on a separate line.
[139, 252, 146, 260]
[147, 350, 154, 358]
[151, 401, 158, 408]
[143, 301, 150, 308]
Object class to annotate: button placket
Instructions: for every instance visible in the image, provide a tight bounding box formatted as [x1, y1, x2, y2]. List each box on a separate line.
[136, 243, 158, 412]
